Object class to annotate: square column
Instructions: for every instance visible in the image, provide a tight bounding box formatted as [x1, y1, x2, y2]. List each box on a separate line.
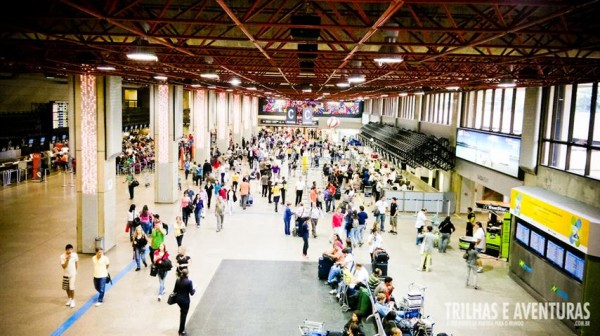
[216, 91, 229, 152]
[153, 84, 181, 203]
[192, 89, 210, 163]
[242, 95, 252, 140]
[232, 94, 242, 145]
[74, 75, 122, 253]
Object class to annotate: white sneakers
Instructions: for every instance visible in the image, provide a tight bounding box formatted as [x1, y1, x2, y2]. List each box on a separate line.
[65, 299, 72, 306]
[95, 302, 103, 307]
[70, 300, 75, 308]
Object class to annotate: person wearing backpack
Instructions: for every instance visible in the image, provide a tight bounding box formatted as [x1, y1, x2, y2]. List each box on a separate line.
[149, 215, 166, 264]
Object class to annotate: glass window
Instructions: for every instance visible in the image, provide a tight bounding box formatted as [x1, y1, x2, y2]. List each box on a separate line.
[573, 83, 593, 144]
[475, 91, 484, 129]
[482, 89, 492, 129]
[501, 89, 514, 133]
[548, 143, 568, 170]
[513, 88, 525, 135]
[590, 150, 600, 180]
[594, 93, 600, 145]
[545, 86, 556, 139]
[551, 85, 572, 141]
[541, 141, 551, 166]
[492, 89, 503, 131]
[568, 146, 587, 175]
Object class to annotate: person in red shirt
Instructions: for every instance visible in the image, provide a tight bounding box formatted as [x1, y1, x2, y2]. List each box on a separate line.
[330, 207, 344, 241]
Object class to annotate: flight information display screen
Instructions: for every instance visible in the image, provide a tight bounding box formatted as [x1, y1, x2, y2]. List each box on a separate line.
[546, 240, 565, 268]
[529, 231, 546, 256]
[515, 222, 530, 245]
[564, 251, 585, 281]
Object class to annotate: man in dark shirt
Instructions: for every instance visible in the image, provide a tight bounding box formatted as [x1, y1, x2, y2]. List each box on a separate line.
[466, 207, 475, 237]
[389, 197, 398, 234]
[438, 216, 456, 253]
[357, 206, 369, 246]
[202, 160, 212, 180]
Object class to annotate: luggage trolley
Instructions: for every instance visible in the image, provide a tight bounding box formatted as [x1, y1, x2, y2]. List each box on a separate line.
[399, 282, 427, 319]
[299, 319, 326, 336]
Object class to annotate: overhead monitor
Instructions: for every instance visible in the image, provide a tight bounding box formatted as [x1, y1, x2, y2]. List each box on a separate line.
[456, 128, 521, 178]
[564, 251, 585, 281]
[529, 231, 546, 256]
[515, 222, 530, 245]
[546, 240, 565, 268]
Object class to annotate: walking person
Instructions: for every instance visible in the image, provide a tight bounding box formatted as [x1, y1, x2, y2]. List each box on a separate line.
[226, 187, 235, 215]
[132, 226, 148, 271]
[438, 216, 456, 253]
[309, 202, 324, 238]
[192, 194, 204, 228]
[418, 226, 435, 272]
[126, 204, 139, 242]
[139, 205, 153, 235]
[174, 216, 186, 247]
[239, 177, 251, 210]
[280, 177, 287, 205]
[357, 206, 369, 246]
[295, 176, 305, 206]
[173, 269, 196, 336]
[125, 172, 138, 199]
[466, 207, 475, 237]
[300, 213, 311, 259]
[199, 188, 208, 217]
[415, 208, 429, 245]
[215, 195, 225, 232]
[92, 247, 110, 306]
[374, 196, 388, 232]
[154, 243, 171, 301]
[283, 202, 293, 235]
[271, 181, 282, 212]
[389, 197, 398, 235]
[205, 182, 214, 209]
[261, 174, 269, 197]
[149, 216, 166, 264]
[180, 191, 192, 226]
[60, 243, 78, 308]
[465, 242, 480, 289]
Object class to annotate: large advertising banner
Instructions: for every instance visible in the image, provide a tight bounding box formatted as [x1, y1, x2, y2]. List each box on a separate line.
[260, 98, 363, 118]
[285, 107, 296, 124]
[511, 189, 590, 253]
[302, 107, 313, 125]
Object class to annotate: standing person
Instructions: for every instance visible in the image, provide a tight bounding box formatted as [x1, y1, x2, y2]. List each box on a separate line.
[231, 171, 240, 191]
[300, 212, 311, 259]
[239, 177, 251, 210]
[331, 207, 344, 240]
[125, 172, 137, 199]
[204, 182, 214, 209]
[367, 229, 384, 260]
[474, 221, 486, 273]
[271, 181, 282, 212]
[438, 216, 456, 253]
[295, 176, 305, 206]
[127, 204, 138, 242]
[280, 177, 287, 205]
[92, 247, 110, 306]
[415, 208, 428, 245]
[174, 216, 185, 247]
[374, 196, 388, 232]
[149, 216, 166, 264]
[309, 202, 324, 238]
[283, 202, 293, 236]
[132, 226, 148, 271]
[356, 206, 369, 246]
[192, 194, 204, 228]
[154, 243, 171, 301]
[267, 177, 273, 203]
[175, 246, 191, 276]
[173, 269, 196, 336]
[139, 205, 153, 235]
[465, 242, 480, 289]
[388, 197, 398, 235]
[261, 174, 269, 197]
[180, 191, 192, 226]
[226, 187, 235, 215]
[466, 207, 476, 237]
[215, 195, 225, 232]
[418, 226, 435, 272]
[202, 160, 212, 180]
[60, 243, 78, 308]
[184, 160, 190, 180]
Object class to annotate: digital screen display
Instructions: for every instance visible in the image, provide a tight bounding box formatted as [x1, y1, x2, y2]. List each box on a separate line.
[52, 101, 69, 129]
[51, 136, 57, 142]
[40, 137, 46, 143]
[61, 134, 67, 140]
[515, 222, 530, 245]
[564, 251, 585, 281]
[456, 128, 521, 178]
[259, 98, 363, 118]
[529, 231, 546, 255]
[546, 240, 565, 268]
[28, 139, 34, 145]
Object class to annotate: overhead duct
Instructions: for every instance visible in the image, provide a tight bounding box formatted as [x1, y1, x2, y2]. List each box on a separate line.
[298, 44, 318, 59]
[290, 15, 321, 41]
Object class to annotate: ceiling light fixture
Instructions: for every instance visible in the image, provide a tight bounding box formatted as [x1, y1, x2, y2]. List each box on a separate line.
[374, 32, 404, 64]
[126, 39, 158, 62]
[246, 85, 257, 91]
[348, 61, 366, 83]
[414, 90, 425, 96]
[153, 75, 167, 81]
[446, 86, 460, 91]
[207, 85, 217, 89]
[96, 65, 116, 71]
[229, 77, 241, 86]
[322, 92, 330, 96]
[398, 92, 408, 97]
[200, 70, 219, 80]
[497, 78, 517, 88]
[191, 83, 202, 88]
[336, 81, 350, 88]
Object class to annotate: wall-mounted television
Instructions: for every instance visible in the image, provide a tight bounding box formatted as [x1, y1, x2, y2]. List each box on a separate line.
[515, 222, 530, 245]
[456, 128, 521, 178]
[546, 240, 565, 268]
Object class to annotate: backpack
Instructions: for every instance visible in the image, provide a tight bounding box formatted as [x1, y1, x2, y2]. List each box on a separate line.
[162, 222, 169, 235]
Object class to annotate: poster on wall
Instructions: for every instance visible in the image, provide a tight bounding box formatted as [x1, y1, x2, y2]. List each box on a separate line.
[260, 98, 362, 118]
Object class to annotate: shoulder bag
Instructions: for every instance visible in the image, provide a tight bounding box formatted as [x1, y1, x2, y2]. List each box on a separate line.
[167, 292, 178, 305]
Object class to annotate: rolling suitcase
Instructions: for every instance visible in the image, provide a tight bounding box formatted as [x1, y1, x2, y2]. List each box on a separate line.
[372, 261, 388, 276]
[318, 256, 334, 280]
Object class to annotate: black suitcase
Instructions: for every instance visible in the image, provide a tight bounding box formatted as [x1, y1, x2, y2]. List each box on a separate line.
[318, 256, 334, 280]
[374, 250, 389, 263]
[372, 261, 388, 276]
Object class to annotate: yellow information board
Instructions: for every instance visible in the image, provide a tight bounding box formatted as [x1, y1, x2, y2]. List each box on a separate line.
[511, 189, 590, 252]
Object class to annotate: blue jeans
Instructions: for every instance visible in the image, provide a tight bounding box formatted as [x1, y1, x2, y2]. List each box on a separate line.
[284, 218, 291, 235]
[439, 233, 451, 253]
[93, 277, 107, 302]
[328, 265, 342, 283]
[158, 271, 168, 295]
[142, 221, 152, 235]
[134, 247, 146, 268]
[358, 225, 366, 243]
[182, 208, 189, 225]
[195, 209, 202, 226]
[350, 227, 359, 246]
[378, 214, 386, 230]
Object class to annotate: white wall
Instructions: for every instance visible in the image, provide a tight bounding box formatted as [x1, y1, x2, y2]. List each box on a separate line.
[455, 158, 523, 196]
[525, 167, 600, 208]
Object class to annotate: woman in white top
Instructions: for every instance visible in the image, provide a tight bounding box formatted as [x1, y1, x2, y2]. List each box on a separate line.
[368, 228, 384, 256]
[174, 216, 185, 247]
[92, 247, 110, 306]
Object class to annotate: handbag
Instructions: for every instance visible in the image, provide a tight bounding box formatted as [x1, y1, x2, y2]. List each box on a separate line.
[167, 292, 178, 305]
[131, 179, 140, 187]
[107, 273, 113, 284]
[150, 265, 158, 277]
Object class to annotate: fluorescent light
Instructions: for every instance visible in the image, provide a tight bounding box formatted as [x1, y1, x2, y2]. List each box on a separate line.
[414, 91, 425, 96]
[96, 65, 116, 71]
[246, 86, 257, 90]
[381, 94, 388, 98]
[191, 83, 202, 88]
[226, 89, 233, 92]
[348, 74, 365, 83]
[374, 56, 404, 64]
[446, 86, 460, 91]
[208, 85, 217, 89]
[398, 92, 408, 97]
[154, 75, 167, 81]
[322, 92, 330, 96]
[229, 78, 241, 86]
[498, 79, 517, 88]
[126, 51, 158, 62]
[200, 70, 219, 79]
[302, 88, 312, 93]
[336, 82, 350, 88]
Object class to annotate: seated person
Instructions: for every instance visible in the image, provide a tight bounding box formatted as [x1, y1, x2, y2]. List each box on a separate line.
[343, 313, 365, 336]
[375, 293, 406, 322]
[354, 283, 372, 319]
[368, 268, 383, 292]
[332, 262, 369, 298]
[374, 276, 395, 303]
[326, 248, 354, 289]
[383, 311, 399, 335]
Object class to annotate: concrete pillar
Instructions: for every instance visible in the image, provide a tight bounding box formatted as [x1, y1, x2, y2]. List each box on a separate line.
[216, 91, 228, 152]
[242, 95, 252, 140]
[192, 89, 210, 163]
[251, 96, 259, 135]
[520, 87, 542, 174]
[74, 75, 122, 253]
[153, 84, 181, 204]
[232, 94, 242, 144]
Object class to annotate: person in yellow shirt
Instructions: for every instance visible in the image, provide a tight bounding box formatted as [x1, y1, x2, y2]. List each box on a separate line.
[231, 171, 240, 191]
[271, 182, 283, 212]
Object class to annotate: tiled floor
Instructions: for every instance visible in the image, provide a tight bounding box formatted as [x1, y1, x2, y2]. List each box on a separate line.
[0, 166, 575, 336]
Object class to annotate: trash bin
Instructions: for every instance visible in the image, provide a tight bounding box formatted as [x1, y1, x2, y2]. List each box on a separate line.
[458, 236, 477, 250]
[95, 237, 104, 250]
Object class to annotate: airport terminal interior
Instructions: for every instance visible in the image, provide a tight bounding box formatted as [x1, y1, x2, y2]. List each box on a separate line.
[1, 1, 600, 336]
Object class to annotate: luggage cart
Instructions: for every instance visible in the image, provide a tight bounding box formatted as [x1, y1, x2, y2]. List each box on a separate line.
[299, 319, 326, 336]
[399, 282, 427, 319]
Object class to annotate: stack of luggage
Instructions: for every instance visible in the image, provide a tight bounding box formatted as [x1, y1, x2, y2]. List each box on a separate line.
[371, 249, 389, 276]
